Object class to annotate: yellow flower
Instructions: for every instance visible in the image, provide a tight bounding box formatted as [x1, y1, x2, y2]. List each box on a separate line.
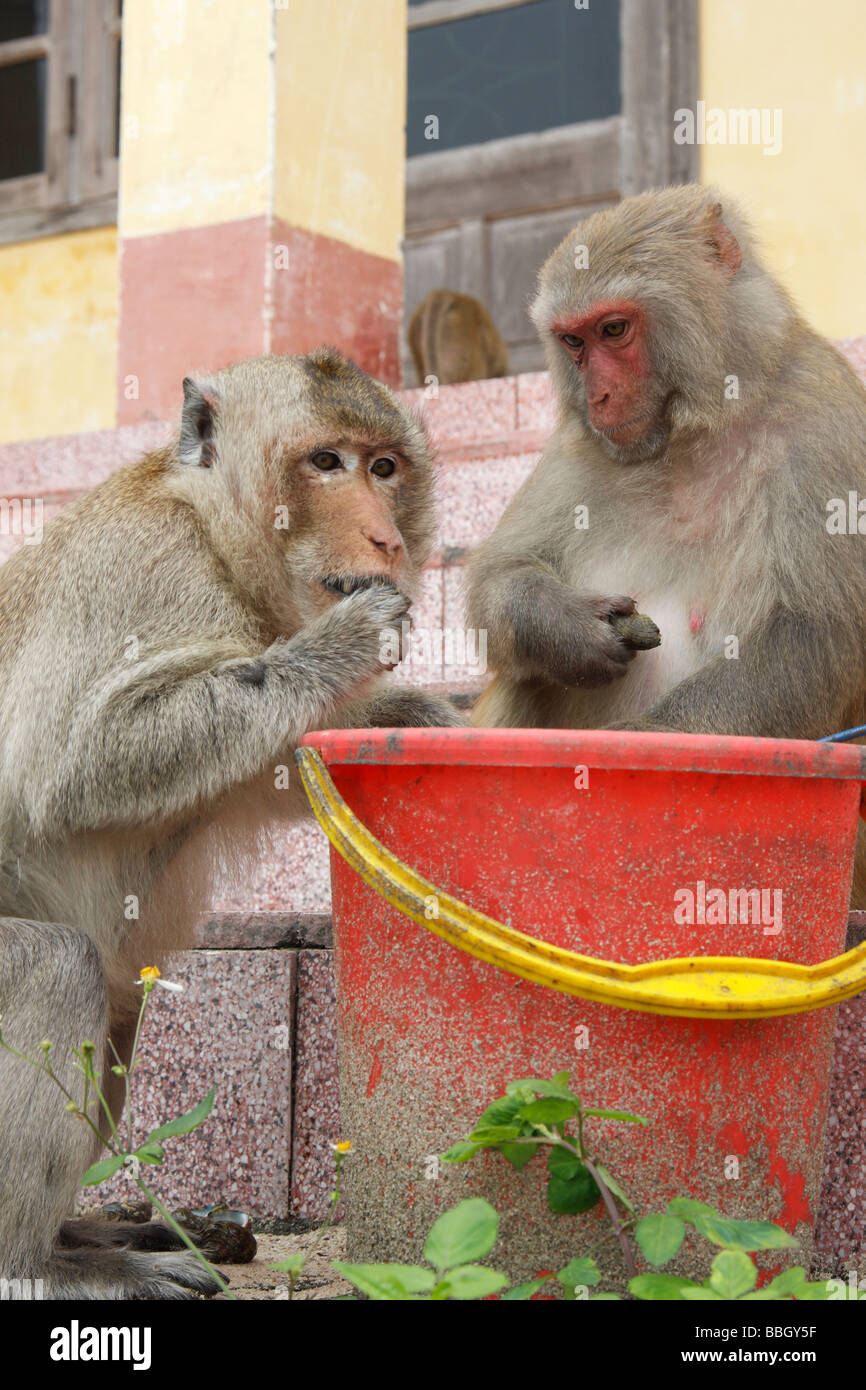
[136, 965, 184, 993]
[334, 1140, 352, 1153]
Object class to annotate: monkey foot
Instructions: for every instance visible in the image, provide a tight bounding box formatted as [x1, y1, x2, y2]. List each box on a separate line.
[172, 1202, 258, 1263]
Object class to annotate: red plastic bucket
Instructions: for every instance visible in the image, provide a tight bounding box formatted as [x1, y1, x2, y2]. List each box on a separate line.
[299, 728, 866, 1283]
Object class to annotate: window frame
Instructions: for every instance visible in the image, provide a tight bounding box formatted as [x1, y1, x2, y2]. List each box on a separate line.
[403, 0, 700, 380]
[0, 0, 120, 246]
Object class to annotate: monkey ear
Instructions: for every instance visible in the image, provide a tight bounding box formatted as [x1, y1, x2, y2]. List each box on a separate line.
[702, 203, 742, 278]
[179, 378, 219, 467]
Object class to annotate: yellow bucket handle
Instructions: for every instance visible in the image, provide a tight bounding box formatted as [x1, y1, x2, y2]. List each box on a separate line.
[296, 746, 866, 1020]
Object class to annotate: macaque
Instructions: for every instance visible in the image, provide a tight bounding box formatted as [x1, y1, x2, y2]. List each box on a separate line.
[0, 347, 462, 1299]
[408, 289, 509, 386]
[467, 186, 866, 896]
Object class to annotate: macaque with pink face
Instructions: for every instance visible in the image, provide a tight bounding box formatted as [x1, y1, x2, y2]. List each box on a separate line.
[467, 185, 866, 898]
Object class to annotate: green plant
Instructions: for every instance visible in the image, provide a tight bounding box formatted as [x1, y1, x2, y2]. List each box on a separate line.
[332, 1198, 510, 1300]
[435, 1072, 834, 1302]
[628, 1201, 830, 1301]
[0, 965, 230, 1298]
[442, 1070, 646, 1276]
[270, 1139, 352, 1298]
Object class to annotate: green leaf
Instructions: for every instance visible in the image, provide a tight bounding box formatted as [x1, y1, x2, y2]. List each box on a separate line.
[629, 1273, 695, 1300]
[759, 1266, 808, 1298]
[557, 1257, 601, 1289]
[440, 1141, 484, 1164]
[547, 1144, 584, 1179]
[468, 1124, 523, 1144]
[143, 1086, 216, 1144]
[517, 1098, 579, 1125]
[501, 1278, 552, 1301]
[636, 1213, 686, 1267]
[424, 1199, 498, 1270]
[331, 1262, 435, 1300]
[668, 1198, 798, 1252]
[475, 1093, 530, 1129]
[582, 1108, 649, 1125]
[691, 1213, 798, 1252]
[680, 1287, 723, 1300]
[432, 1265, 509, 1300]
[547, 1167, 600, 1215]
[270, 1254, 305, 1275]
[496, 1140, 539, 1171]
[133, 1141, 165, 1165]
[79, 1153, 125, 1186]
[792, 1281, 838, 1301]
[505, 1074, 578, 1102]
[708, 1249, 758, 1299]
[667, 1197, 715, 1222]
[595, 1164, 635, 1213]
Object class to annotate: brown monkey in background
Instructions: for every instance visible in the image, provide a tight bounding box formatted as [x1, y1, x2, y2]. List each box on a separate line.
[408, 288, 509, 385]
[468, 186, 866, 780]
[0, 347, 462, 1299]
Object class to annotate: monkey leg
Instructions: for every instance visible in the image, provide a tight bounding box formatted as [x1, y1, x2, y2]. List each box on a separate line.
[356, 686, 467, 728]
[58, 1216, 189, 1253]
[0, 919, 220, 1299]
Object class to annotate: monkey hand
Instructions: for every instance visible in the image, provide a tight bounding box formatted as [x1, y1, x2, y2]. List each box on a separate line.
[284, 581, 412, 692]
[334, 581, 413, 674]
[536, 591, 640, 688]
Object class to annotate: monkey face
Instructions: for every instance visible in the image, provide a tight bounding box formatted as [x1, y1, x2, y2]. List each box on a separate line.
[281, 442, 419, 623]
[551, 300, 672, 463]
[530, 187, 790, 461]
[171, 348, 435, 634]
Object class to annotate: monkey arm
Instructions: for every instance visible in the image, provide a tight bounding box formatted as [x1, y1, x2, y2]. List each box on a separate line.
[467, 440, 637, 688]
[34, 586, 409, 836]
[468, 559, 636, 689]
[621, 608, 862, 739]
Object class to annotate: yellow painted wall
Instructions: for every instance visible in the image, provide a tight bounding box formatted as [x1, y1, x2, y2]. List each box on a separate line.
[699, 0, 866, 336]
[0, 228, 118, 445]
[274, 0, 407, 262]
[119, 0, 272, 238]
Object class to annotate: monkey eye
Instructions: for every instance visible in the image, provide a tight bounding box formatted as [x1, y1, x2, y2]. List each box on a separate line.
[560, 333, 583, 350]
[311, 449, 341, 471]
[370, 456, 397, 479]
[602, 320, 628, 338]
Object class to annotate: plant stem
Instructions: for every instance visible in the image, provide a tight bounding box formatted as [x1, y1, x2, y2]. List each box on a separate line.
[580, 1152, 637, 1279]
[306, 1152, 344, 1267]
[122, 987, 151, 1151]
[0, 1037, 117, 1154]
[515, 1128, 638, 1279]
[135, 1177, 235, 1300]
[83, 1059, 123, 1150]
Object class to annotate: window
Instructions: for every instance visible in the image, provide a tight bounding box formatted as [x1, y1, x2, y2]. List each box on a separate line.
[407, 0, 620, 157]
[0, 0, 121, 244]
[403, 0, 698, 382]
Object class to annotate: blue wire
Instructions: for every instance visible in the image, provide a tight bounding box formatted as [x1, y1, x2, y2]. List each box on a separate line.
[819, 724, 866, 744]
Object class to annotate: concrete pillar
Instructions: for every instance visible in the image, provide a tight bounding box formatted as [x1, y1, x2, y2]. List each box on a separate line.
[117, 0, 407, 424]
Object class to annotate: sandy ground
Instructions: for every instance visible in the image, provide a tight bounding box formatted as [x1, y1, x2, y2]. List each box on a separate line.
[214, 1226, 351, 1301]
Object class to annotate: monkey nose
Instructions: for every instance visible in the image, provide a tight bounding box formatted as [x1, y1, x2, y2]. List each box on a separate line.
[369, 533, 404, 564]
